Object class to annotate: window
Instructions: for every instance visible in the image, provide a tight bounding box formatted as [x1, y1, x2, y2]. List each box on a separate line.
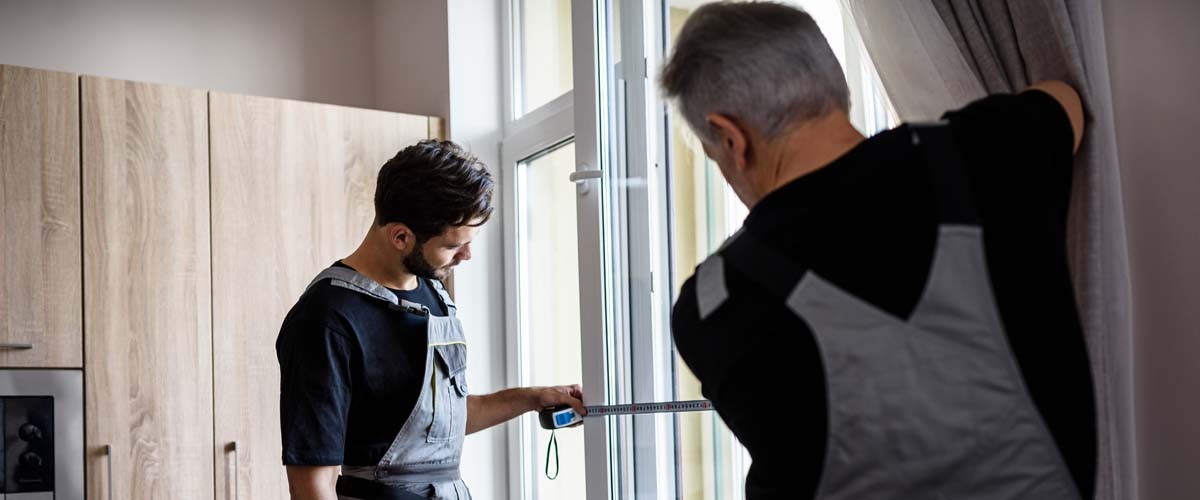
[503, 1, 897, 499]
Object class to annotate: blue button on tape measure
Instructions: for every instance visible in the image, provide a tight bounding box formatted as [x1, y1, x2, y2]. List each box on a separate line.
[538, 400, 713, 429]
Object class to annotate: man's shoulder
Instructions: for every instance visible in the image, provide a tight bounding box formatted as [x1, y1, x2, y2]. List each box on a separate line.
[941, 90, 1072, 152]
[671, 249, 811, 387]
[671, 250, 780, 338]
[672, 265, 731, 345]
[278, 279, 376, 339]
[672, 274, 702, 330]
[295, 277, 373, 313]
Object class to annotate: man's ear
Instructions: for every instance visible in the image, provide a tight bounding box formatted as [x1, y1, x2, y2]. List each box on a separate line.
[705, 113, 751, 173]
[384, 223, 415, 252]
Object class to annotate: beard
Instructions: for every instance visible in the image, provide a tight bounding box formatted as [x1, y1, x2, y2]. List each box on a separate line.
[403, 240, 453, 281]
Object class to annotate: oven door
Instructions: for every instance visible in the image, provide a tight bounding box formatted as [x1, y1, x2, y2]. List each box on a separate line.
[0, 369, 83, 500]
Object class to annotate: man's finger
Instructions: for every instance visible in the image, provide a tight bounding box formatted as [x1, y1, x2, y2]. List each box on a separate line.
[555, 387, 588, 416]
[568, 397, 587, 416]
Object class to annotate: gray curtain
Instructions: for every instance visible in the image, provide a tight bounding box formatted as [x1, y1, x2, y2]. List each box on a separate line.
[842, 1, 1135, 499]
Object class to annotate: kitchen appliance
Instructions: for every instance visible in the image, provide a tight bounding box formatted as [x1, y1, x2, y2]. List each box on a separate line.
[0, 370, 83, 500]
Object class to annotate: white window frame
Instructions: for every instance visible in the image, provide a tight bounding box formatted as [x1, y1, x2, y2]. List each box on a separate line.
[500, 90, 576, 500]
[572, 0, 681, 498]
[503, 2, 613, 500]
[504, 2, 650, 498]
[501, 3, 583, 500]
[569, 2, 620, 499]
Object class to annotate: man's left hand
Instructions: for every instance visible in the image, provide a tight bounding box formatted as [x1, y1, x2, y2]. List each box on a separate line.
[529, 384, 587, 419]
[467, 384, 588, 434]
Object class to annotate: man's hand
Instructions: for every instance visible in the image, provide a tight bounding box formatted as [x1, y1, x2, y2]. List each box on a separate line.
[466, 384, 587, 434]
[285, 465, 339, 500]
[528, 384, 588, 425]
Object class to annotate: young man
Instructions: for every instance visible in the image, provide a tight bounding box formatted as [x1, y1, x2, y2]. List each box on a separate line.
[277, 140, 586, 500]
[664, 2, 1094, 499]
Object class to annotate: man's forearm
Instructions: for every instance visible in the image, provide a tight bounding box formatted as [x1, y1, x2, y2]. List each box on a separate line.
[286, 465, 339, 500]
[466, 389, 537, 435]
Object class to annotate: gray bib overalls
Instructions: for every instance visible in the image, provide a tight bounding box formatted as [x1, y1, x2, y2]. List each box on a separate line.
[696, 124, 1083, 499]
[304, 267, 472, 500]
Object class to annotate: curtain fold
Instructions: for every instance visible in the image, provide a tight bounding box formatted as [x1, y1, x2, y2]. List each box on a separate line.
[841, 1, 1136, 499]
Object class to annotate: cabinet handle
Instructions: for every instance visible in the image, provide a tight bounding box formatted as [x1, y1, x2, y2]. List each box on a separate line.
[0, 343, 33, 350]
[104, 444, 114, 500]
[228, 441, 240, 500]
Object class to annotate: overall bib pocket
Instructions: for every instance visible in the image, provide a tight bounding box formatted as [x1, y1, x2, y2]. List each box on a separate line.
[428, 343, 468, 442]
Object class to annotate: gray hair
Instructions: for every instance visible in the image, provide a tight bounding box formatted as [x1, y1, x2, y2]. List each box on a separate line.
[660, 1, 850, 144]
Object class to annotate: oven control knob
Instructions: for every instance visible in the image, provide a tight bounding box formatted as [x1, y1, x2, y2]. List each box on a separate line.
[19, 451, 44, 469]
[18, 423, 43, 441]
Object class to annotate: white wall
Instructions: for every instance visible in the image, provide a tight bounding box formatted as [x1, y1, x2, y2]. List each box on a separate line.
[445, 0, 509, 496]
[0, 0, 449, 115]
[1102, 0, 1200, 499]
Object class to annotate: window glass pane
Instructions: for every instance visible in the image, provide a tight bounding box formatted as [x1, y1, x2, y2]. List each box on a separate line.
[517, 142, 587, 499]
[519, 0, 574, 115]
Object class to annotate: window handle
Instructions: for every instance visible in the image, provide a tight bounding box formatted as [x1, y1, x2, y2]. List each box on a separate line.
[569, 166, 602, 194]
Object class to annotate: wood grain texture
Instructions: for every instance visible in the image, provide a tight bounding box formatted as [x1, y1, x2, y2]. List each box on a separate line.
[208, 92, 430, 500]
[82, 76, 213, 500]
[0, 64, 82, 367]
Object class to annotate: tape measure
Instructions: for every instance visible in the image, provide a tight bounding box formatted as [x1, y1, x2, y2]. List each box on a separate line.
[538, 400, 713, 430]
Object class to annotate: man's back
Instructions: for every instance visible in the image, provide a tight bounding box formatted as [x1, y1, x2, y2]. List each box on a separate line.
[671, 89, 1096, 498]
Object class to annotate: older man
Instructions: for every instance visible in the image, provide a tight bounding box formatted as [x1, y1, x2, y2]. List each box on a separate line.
[664, 2, 1095, 499]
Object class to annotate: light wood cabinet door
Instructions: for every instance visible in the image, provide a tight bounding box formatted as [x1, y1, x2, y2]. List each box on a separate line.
[82, 76, 213, 500]
[208, 92, 432, 500]
[0, 64, 82, 367]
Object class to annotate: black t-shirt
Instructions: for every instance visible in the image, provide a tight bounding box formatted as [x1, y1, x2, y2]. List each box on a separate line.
[671, 90, 1096, 499]
[276, 261, 448, 466]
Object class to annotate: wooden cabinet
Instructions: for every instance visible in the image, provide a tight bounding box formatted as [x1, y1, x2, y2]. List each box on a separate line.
[82, 76, 214, 500]
[0, 64, 82, 368]
[3, 63, 443, 499]
[208, 92, 436, 500]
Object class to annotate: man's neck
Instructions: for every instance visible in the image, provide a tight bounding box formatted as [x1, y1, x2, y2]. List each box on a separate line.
[341, 233, 419, 291]
[752, 112, 865, 206]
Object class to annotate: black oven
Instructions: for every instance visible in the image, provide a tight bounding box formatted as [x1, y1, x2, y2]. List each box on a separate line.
[0, 370, 82, 500]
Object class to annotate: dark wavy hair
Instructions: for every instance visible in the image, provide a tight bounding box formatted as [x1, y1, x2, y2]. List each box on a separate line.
[374, 139, 495, 240]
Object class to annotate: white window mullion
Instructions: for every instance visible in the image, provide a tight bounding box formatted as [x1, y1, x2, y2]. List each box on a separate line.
[615, 0, 681, 498]
[570, 1, 617, 500]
